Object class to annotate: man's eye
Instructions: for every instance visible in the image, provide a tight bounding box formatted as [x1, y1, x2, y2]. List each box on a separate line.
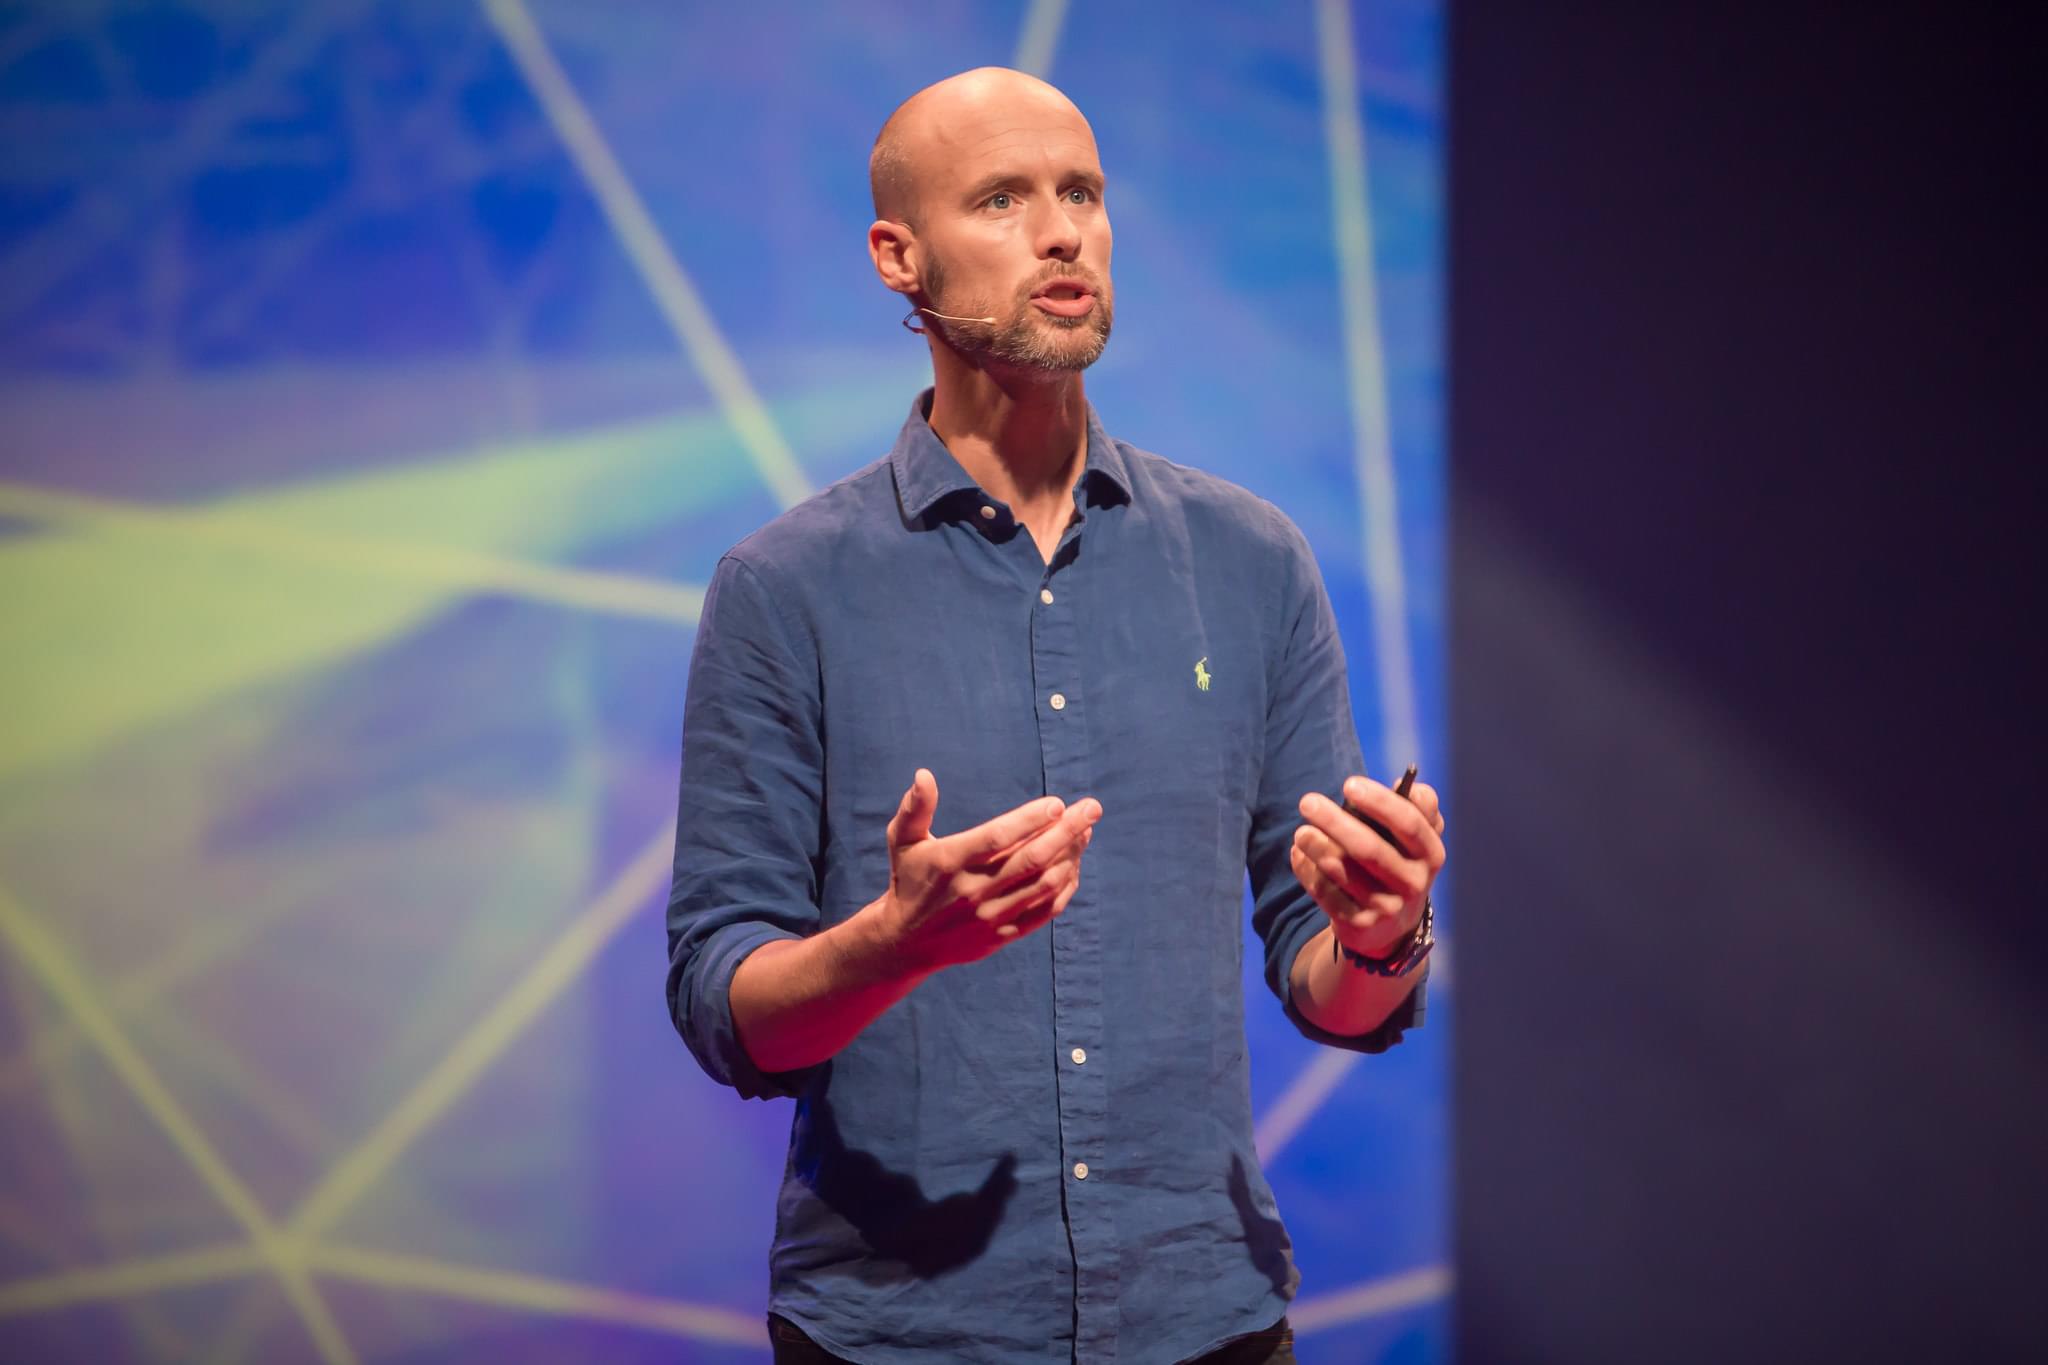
[988, 193, 1012, 210]
[1067, 188, 1092, 204]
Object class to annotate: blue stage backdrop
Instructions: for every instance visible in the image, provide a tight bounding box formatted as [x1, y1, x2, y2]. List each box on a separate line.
[0, 3, 1442, 1361]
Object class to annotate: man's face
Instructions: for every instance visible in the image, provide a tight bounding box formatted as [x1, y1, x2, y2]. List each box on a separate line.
[910, 92, 1114, 372]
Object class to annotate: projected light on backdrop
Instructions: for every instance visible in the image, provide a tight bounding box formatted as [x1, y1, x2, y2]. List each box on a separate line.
[0, 1, 1442, 1360]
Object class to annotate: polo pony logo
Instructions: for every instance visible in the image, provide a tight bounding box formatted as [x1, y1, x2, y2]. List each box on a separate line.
[1194, 657, 1212, 692]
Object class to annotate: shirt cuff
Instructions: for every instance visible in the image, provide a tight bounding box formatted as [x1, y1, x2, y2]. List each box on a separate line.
[1274, 910, 1429, 1055]
[679, 920, 828, 1101]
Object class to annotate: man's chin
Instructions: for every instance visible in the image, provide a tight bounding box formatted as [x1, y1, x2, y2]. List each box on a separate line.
[992, 313, 1112, 373]
[993, 343, 1107, 376]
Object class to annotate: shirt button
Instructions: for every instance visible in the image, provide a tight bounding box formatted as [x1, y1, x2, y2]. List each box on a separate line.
[1073, 1162, 1089, 1180]
[1049, 692, 1066, 711]
[1070, 1047, 1087, 1065]
[1040, 588, 1054, 604]
[979, 504, 996, 520]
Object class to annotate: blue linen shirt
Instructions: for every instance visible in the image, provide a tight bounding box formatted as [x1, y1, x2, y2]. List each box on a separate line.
[665, 390, 1427, 1364]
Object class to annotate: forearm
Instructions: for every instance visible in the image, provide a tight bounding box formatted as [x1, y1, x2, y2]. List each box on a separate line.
[1288, 922, 1427, 1038]
[728, 898, 930, 1074]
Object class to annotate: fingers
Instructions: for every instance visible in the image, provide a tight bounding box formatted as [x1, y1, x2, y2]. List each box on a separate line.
[1294, 792, 1427, 899]
[1411, 781, 1446, 835]
[954, 792, 1069, 863]
[1296, 780, 1445, 885]
[981, 823, 1093, 926]
[1293, 825, 1406, 917]
[990, 839, 1088, 938]
[886, 769, 940, 849]
[1290, 840, 1379, 927]
[983, 798, 1101, 892]
[1341, 776, 1446, 869]
[1048, 862, 1083, 917]
[996, 869, 1081, 941]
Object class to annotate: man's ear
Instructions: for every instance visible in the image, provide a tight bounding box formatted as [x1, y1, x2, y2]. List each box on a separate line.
[868, 220, 919, 297]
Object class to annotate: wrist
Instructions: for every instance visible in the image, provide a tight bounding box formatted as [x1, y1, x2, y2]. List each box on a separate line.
[1332, 897, 1434, 976]
[1332, 915, 1410, 961]
[839, 894, 935, 988]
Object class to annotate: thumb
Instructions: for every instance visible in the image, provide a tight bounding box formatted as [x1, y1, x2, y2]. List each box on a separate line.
[886, 768, 938, 848]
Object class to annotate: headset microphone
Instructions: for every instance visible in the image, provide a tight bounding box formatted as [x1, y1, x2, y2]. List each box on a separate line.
[919, 307, 997, 323]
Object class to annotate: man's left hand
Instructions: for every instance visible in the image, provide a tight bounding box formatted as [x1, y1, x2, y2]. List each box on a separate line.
[1290, 776, 1446, 959]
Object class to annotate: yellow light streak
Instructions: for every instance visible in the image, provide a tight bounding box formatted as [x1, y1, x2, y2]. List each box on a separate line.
[1314, 0, 1422, 775]
[1255, 1048, 1362, 1163]
[0, 1242, 264, 1318]
[0, 882, 356, 1362]
[1245, 0, 1442, 1179]
[286, 823, 676, 1241]
[0, 877, 317, 1101]
[1289, 1263, 1452, 1333]
[479, 0, 812, 511]
[0, 481, 705, 626]
[303, 1243, 764, 1345]
[1013, 0, 1070, 77]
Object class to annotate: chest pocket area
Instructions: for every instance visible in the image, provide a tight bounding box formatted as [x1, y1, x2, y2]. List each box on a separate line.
[824, 613, 1047, 853]
[1085, 590, 1261, 864]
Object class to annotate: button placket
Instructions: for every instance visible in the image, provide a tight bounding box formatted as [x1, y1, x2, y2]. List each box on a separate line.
[1028, 521, 1117, 1362]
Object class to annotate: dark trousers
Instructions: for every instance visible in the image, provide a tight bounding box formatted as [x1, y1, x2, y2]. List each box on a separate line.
[767, 1312, 1297, 1364]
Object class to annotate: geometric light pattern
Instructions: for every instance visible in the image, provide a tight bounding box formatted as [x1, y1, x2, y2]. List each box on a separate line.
[0, 1, 1443, 1359]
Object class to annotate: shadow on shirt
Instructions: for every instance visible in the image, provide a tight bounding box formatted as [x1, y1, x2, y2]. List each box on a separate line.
[798, 1089, 1020, 1282]
[1229, 1153, 1297, 1297]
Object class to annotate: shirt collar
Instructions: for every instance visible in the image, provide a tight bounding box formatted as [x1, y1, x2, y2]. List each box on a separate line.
[889, 387, 1134, 524]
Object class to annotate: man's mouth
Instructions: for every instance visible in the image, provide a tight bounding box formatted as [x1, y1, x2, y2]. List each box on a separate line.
[1031, 280, 1096, 317]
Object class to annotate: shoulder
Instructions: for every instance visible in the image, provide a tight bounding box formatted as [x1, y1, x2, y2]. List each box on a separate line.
[693, 456, 898, 648]
[1113, 439, 1316, 570]
[719, 454, 898, 592]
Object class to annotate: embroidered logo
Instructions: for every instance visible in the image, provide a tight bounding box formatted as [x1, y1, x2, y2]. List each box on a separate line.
[1194, 657, 1212, 692]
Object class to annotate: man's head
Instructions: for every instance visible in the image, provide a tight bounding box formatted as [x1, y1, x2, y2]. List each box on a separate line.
[867, 68, 1113, 374]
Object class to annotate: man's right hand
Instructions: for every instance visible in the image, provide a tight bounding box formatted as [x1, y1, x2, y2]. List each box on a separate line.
[727, 769, 1100, 1076]
[868, 768, 1101, 975]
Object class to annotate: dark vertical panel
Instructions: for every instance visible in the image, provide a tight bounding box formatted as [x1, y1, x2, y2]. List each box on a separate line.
[1450, 3, 2046, 1360]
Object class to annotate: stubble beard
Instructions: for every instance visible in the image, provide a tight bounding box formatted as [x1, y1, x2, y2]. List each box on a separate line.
[920, 250, 1114, 374]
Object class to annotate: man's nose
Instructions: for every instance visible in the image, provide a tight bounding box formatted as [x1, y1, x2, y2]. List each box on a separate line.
[1034, 200, 1083, 260]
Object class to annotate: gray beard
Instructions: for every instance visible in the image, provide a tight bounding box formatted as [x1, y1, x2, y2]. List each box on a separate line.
[921, 254, 1113, 373]
[986, 304, 1112, 372]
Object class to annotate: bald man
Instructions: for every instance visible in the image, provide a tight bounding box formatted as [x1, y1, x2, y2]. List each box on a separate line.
[665, 68, 1442, 1365]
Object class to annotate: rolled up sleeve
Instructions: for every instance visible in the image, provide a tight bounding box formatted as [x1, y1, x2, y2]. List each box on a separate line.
[1245, 513, 1428, 1055]
[666, 553, 828, 1100]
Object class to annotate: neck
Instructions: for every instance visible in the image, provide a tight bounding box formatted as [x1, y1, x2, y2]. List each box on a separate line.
[925, 341, 1089, 516]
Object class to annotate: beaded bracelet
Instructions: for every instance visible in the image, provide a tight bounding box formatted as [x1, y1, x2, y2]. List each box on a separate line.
[1334, 896, 1434, 977]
